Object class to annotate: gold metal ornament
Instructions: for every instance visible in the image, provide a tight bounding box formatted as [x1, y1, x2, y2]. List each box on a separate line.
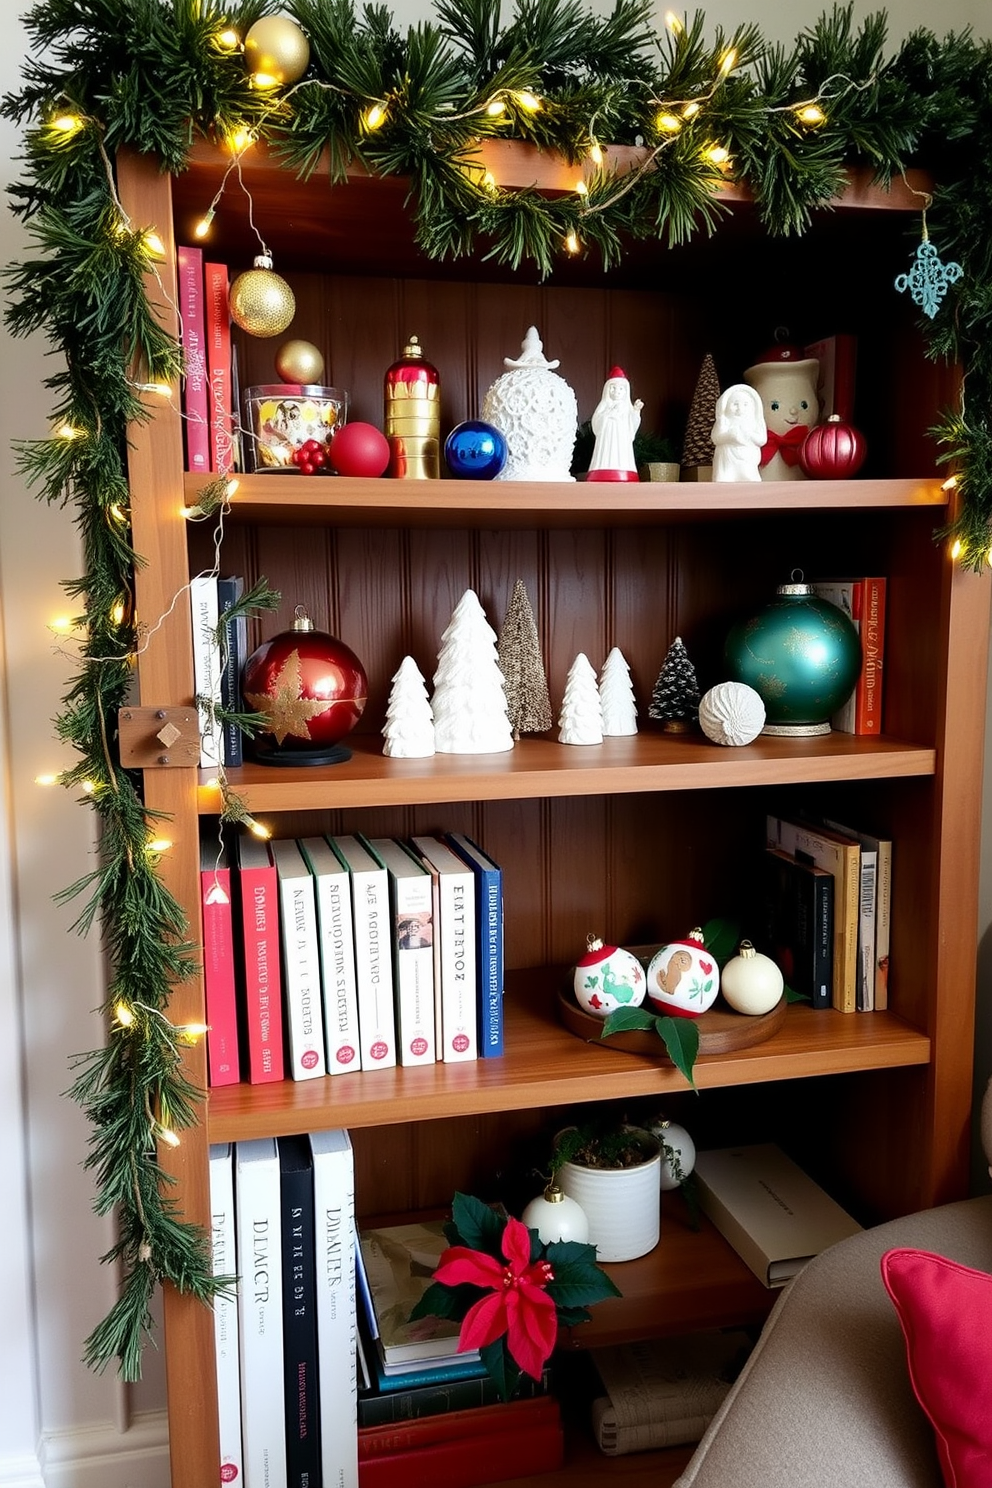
[275, 338, 325, 384]
[244, 15, 310, 86]
[229, 254, 296, 338]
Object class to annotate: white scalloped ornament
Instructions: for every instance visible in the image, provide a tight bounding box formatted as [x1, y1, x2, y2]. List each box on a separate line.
[698, 680, 766, 746]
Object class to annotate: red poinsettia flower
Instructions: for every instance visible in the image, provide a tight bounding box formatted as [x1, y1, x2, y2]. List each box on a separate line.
[433, 1214, 559, 1379]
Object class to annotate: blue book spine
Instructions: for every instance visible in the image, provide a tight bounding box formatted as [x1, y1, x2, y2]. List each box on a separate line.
[445, 834, 503, 1058]
[217, 575, 245, 767]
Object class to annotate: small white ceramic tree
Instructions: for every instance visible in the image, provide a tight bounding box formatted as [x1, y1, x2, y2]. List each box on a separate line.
[382, 655, 435, 757]
[600, 646, 638, 735]
[558, 652, 604, 744]
[432, 589, 514, 753]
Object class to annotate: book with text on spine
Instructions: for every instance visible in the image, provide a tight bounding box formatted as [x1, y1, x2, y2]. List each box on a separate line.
[359, 1219, 480, 1370]
[444, 833, 503, 1057]
[300, 835, 362, 1073]
[356, 1396, 563, 1488]
[410, 835, 478, 1063]
[310, 1128, 359, 1488]
[823, 817, 892, 1012]
[199, 834, 240, 1086]
[590, 1330, 753, 1455]
[330, 835, 396, 1070]
[270, 838, 327, 1079]
[811, 578, 886, 736]
[761, 846, 833, 1010]
[366, 837, 436, 1067]
[233, 830, 284, 1084]
[235, 1138, 286, 1488]
[358, 1359, 549, 1426]
[766, 814, 860, 1014]
[189, 572, 223, 769]
[176, 243, 210, 474]
[694, 1143, 861, 1288]
[204, 259, 234, 474]
[278, 1136, 322, 1488]
[216, 574, 246, 769]
[208, 1144, 243, 1485]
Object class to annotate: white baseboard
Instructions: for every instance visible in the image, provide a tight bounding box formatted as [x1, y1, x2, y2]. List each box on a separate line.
[0, 1453, 43, 1488]
[34, 1411, 170, 1488]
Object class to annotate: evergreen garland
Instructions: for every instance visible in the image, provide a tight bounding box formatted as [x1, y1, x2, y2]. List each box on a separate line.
[3, 0, 992, 1380]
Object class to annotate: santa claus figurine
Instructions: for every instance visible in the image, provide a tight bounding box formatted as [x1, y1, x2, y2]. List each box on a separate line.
[587, 365, 643, 481]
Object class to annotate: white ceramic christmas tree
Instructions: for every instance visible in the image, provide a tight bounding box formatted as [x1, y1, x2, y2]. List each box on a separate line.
[599, 646, 638, 735]
[558, 652, 604, 745]
[432, 589, 514, 754]
[382, 655, 435, 757]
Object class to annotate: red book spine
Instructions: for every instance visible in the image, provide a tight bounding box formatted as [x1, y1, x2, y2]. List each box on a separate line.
[204, 261, 233, 473]
[358, 1396, 560, 1454]
[200, 864, 240, 1086]
[177, 245, 210, 475]
[857, 577, 886, 735]
[357, 1415, 563, 1488]
[238, 858, 285, 1084]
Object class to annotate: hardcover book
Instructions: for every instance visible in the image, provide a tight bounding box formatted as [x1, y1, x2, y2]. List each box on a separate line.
[444, 833, 504, 1057]
[694, 1143, 862, 1288]
[270, 839, 327, 1080]
[358, 1394, 562, 1455]
[330, 835, 397, 1070]
[590, 1331, 752, 1454]
[216, 574, 246, 769]
[822, 816, 893, 1012]
[803, 332, 857, 422]
[356, 1397, 563, 1488]
[762, 846, 833, 1010]
[208, 1144, 243, 1484]
[233, 830, 284, 1084]
[300, 835, 362, 1073]
[359, 1220, 480, 1369]
[811, 578, 886, 736]
[358, 1362, 548, 1427]
[199, 834, 240, 1086]
[176, 243, 210, 474]
[204, 259, 234, 474]
[366, 837, 436, 1067]
[410, 835, 478, 1063]
[766, 814, 860, 1013]
[235, 1139, 286, 1487]
[189, 572, 223, 769]
[310, 1128, 359, 1488]
[278, 1136, 321, 1488]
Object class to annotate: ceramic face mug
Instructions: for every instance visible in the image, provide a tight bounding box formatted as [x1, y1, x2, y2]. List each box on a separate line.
[744, 356, 819, 481]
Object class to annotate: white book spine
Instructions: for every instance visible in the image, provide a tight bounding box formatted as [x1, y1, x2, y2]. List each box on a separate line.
[275, 850, 327, 1080]
[310, 1130, 359, 1488]
[412, 839, 477, 1062]
[189, 573, 223, 768]
[350, 866, 397, 1069]
[389, 868, 436, 1066]
[302, 840, 363, 1074]
[208, 1144, 243, 1485]
[235, 1139, 285, 1488]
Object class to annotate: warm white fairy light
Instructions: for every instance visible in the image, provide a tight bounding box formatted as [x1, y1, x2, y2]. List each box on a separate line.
[588, 142, 604, 166]
[718, 47, 737, 77]
[656, 112, 682, 133]
[51, 112, 84, 135]
[513, 90, 541, 113]
[364, 103, 387, 130]
[194, 208, 215, 239]
[665, 11, 684, 31]
[682, 100, 701, 119]
[142, 230, 166, 258]
[35, 773, 60, 786]
[941, 475, 959, 492]
[109, 504, 128, 524]
[80, 779, 97, 795]
[115, 1001, 135, 1027]
[215, 27, 240, 50]
[251, 70, 280, 90]
[49, 615, 75, 634]
[110, 600, 126, 625]
[486, 99, 506, 117]
[575, 179, 588, 196]
[56, 422, 83, 440]
[796, 103, 826, 125]
[228, 125, 254, 153]
[246, 816, 272, 841]
[146, 836, 173, 854]
[705, 143, 731, 165]
[564, 231, 581, 254]
[157, 1126, 181, 1148]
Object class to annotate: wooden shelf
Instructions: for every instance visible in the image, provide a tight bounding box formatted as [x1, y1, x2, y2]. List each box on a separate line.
[205, 971, 930, 1142]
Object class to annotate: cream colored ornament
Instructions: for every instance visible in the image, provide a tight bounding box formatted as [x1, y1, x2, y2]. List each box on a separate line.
[721, 940, 784, 1015]
[481, 326, 577, 481]
[275, 338, 325, 383]
[521, 1183, 590, 1244]
[229, 254, 296, 338]
[244, 15, 311, 86]
[698, 681, 766, 746]
[649, 1119, 697, 1191]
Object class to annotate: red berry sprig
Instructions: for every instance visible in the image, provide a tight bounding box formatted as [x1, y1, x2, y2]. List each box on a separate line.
[291, 437, 329, 476]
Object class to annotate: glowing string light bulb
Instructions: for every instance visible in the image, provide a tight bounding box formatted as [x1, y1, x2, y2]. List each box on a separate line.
[951, 539, 962, 560]
[194, 208, 215, 239]
[110, 600, 126, 626]
[56, 422, 83, 440]
[588, 143, 603, 166]
[575, 179, 588, 197]
[718, 48, 737, 77]
[35, 773, 60, 787]
[51, 113, 83, 135]
[513, 90, 541, 113]
[228, 125, 254, 153]
[682, 101, 702, 120]
[364, 103, 387, 131]
[705, 143, 731, 166]
[486, 99, 506, 117]
[142, 230, 166, 258]
[796, 103, 826, 126]
[665, 11, 684, 31]
[115, 1002, 135, 1027]
[941, 475, 959, 492]
[157, 1126, 181, 1149]
[656, 112, 682, 134]
[49, 616, 75, 635]
[246, 816, 272, 841]
[146, 836, 173, 855]
[216, 27, 240, 50]
[564, 231, 581, 255]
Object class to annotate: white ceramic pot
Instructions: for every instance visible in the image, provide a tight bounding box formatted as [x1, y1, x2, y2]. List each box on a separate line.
[557, 1128, 662, 1261]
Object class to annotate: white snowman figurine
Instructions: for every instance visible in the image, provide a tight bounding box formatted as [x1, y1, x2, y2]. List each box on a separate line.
[744, 346, 820, 482]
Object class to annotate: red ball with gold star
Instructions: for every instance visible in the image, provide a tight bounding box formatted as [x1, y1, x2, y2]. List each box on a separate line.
[242, 606, 368, 765]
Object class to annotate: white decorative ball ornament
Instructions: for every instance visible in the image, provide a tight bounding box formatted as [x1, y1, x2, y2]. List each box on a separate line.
[721, 940, 784, 1015]
[647, 929, 720, 1018]
[244, 16, 311, 86]
[698, 681, 766, 746]
[651, 1120, 697, 1190]
[573, 935, 646, 1018]
[521, 1184, 590, 1244]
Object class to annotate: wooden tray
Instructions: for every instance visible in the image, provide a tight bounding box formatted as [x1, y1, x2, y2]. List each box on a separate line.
[557, 984, 788, 1058]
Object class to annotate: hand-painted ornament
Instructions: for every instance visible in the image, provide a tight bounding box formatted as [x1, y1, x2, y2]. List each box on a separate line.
[444, 420, 508, 479]
[799, 414, 867, 479]
[521, 1183, 590, 1244]
[698, 681, 765, 746]
[328, 421, 390, 477]
[647, 929, 719, 1018]
[649, 1119, 697, 1191]
[242, 606, 367, 764]
[721, 940, 784, 1015]
[275, 338, 325, 384]
[894, 237, 962, 319]
[573, 935, 646, 1018]
[229, 254, 295, 337]
[244, 15, 311, 87]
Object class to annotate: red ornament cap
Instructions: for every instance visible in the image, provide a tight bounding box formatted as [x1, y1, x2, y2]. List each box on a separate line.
[607, 365, 626, 380]
[753, 343, 805, 363]
[576, 933, 617, 966]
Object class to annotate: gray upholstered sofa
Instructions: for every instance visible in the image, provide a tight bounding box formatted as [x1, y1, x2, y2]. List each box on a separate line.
[674, 1083, 992, 1488]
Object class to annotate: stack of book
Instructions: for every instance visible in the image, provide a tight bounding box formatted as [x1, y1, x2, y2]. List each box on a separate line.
[589, 1331, 753, 1455]
[199, 828, 504, 1088]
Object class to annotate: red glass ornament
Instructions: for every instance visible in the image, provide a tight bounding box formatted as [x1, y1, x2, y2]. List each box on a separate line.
[242, 607, 368, 764]
[799, 414, 868, 479]
[328, 421, 390, 477]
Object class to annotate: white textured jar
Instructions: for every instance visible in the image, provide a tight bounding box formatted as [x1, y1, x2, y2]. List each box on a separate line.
[481, 325, 577, 481]
[557, 1130, 662, 1261]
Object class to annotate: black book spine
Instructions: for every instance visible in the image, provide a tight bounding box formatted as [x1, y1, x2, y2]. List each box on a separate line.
[217, 575, 245, 767]
[279, 1135, 322, 1488]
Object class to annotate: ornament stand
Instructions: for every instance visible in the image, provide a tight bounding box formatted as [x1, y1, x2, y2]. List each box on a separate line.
[558, 984, 787, 1056]
[251, 741, 353, 767]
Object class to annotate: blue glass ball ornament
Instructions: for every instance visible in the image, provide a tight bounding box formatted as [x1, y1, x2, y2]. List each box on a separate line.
[724, 577, 861, 736]
[444, 420, 507, 479]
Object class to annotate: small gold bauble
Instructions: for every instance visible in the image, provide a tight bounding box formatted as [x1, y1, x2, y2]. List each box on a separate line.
[244, 16, 310, 86]
[229, 255, 296, 338]
[275, 338, 325, 383]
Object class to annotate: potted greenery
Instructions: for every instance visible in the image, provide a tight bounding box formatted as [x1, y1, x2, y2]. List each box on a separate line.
[571, 420, 680, 480]
[552, 1120, 663, 1262]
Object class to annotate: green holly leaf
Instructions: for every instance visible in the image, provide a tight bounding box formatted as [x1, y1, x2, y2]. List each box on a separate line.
[602, 1005, 658, 1036]
[655, 1014, 700, 1089]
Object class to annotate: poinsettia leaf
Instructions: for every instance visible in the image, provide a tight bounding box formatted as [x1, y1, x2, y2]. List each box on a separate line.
[656, 1014, 700, 1089]
[408, 1278, 479, 1322]
[701, 916, 742, 967]
[544, 1238, 599, 1268]
[555, 1304, 593, 1327]
[785, 983, 807, 1003]
[602, 1005, 658, 1036]
[480, 1336, 520, 1401]
[547, 1265, 623, 1308]
[450, 1192, 505, 1255]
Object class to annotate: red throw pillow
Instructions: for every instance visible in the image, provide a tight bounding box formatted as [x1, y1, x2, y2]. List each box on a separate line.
[881, 1248, 992, 1488]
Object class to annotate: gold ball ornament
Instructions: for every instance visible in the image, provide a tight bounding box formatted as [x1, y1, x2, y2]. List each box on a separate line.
[275, 339, 325, 384]
[721, 940, 784, 1016]
[244, 16, 310, 86]
[229, 255, 296, 338]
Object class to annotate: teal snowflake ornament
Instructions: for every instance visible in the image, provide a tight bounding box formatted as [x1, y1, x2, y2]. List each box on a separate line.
[895, 238, 962, 318]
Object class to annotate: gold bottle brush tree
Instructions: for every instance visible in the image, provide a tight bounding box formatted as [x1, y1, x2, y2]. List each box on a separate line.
[384, 334, 440, 479]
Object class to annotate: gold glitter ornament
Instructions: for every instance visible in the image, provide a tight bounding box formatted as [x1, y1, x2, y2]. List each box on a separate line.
[244, 15, 310, 87]
[275, 338, 325, 383]
[229, 254, 295, 338]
